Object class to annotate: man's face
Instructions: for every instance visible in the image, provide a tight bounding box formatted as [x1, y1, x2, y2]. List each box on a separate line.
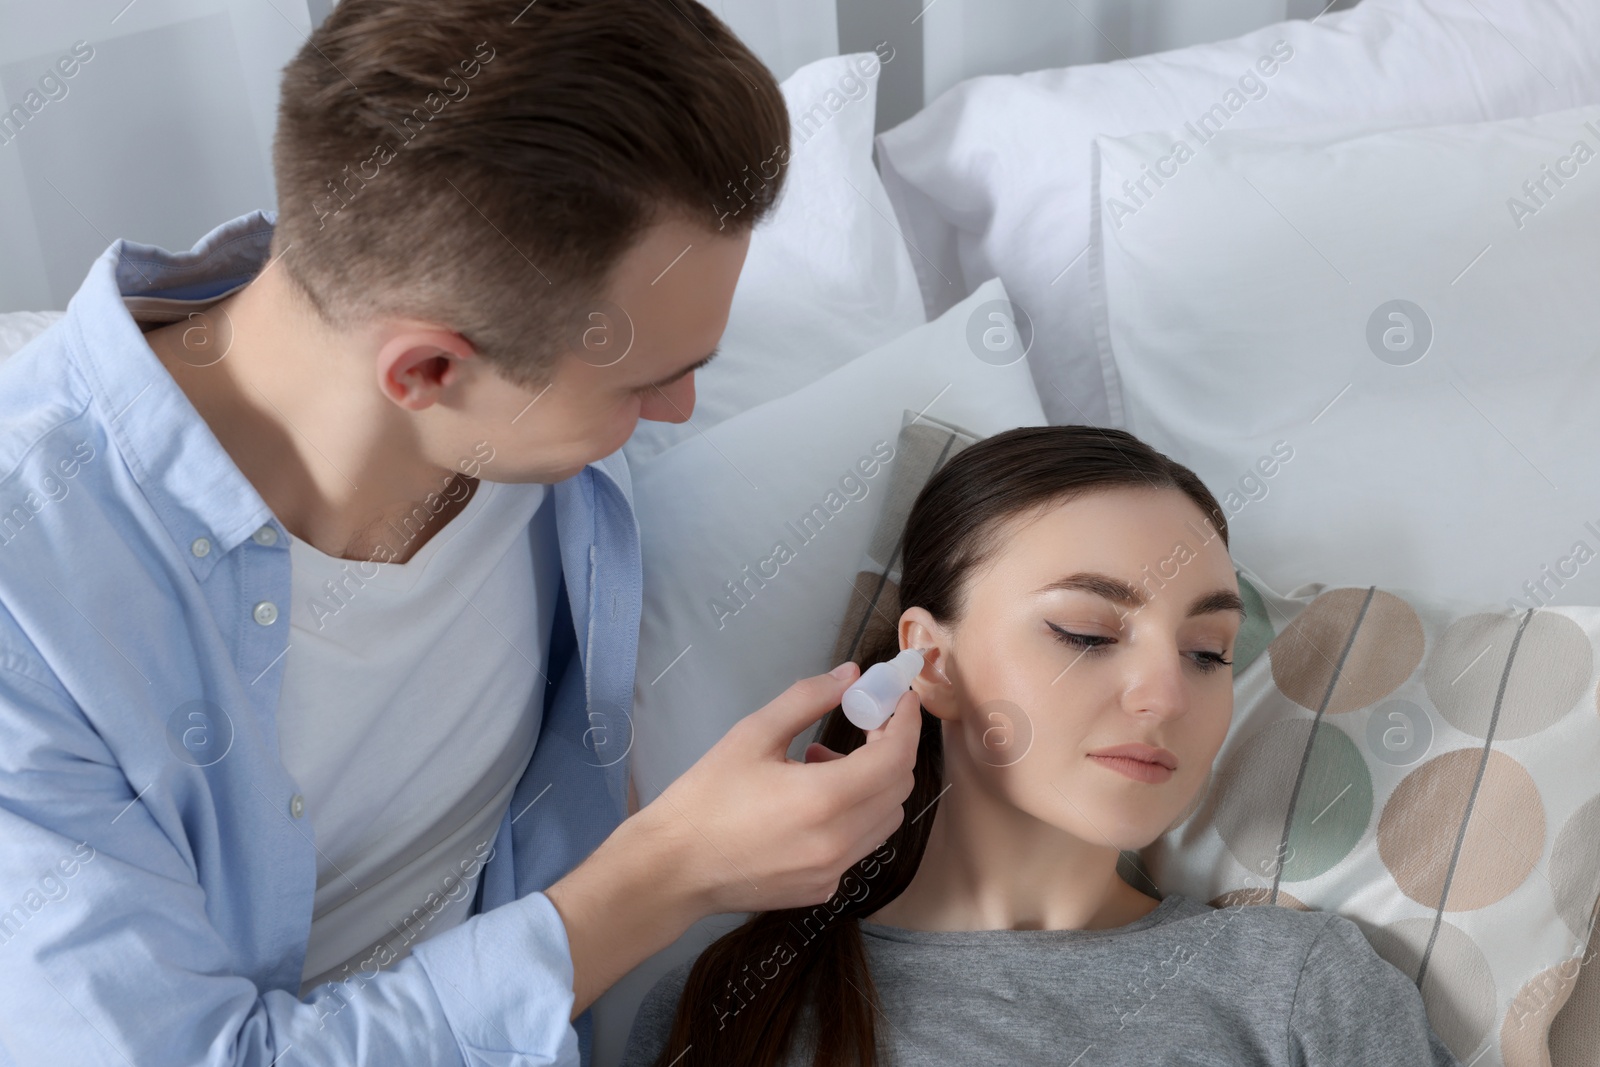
[445, 213, 751, 483]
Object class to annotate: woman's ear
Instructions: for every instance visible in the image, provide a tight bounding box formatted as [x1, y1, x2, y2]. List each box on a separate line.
[899, 607, 957, 721]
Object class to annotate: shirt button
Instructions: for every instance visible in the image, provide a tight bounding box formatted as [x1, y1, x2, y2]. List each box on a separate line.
[252, 525, 278, 547]
[190, 537, 211, 558]
[289, 794, 305, 819]
[252, 601, 279, 626]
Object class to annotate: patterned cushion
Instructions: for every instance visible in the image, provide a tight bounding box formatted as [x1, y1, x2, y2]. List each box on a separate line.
[1138, 575, 1600, 1067]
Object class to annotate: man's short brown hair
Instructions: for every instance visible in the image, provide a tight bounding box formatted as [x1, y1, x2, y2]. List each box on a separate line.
[272, 0, 789, 389]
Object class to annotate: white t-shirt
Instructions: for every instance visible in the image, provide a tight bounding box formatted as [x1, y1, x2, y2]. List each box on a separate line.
[276, 478, 561, 992]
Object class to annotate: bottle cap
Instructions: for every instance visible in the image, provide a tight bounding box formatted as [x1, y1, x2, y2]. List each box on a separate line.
[841, 648, 925, 731]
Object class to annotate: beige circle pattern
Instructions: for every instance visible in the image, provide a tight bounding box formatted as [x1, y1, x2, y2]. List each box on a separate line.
[1270, 588, 1423, 714]
[1377, 749, 1544, 911]
[1502, 958, 1583, 1067]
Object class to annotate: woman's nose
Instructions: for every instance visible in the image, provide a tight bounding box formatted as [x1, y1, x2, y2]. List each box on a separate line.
[1119, 641, 1190, 721]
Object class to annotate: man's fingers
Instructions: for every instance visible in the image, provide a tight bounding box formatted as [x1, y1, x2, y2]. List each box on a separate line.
[745, 664, 860, 754]
[821, 688, 921, 801]
[803, 742, 846, 764]
[880, 687, 923, 748]
[862, 689, 917, 744]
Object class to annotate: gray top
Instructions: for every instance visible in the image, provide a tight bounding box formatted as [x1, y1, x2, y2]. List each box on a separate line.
[621, 894, 1463, 1066]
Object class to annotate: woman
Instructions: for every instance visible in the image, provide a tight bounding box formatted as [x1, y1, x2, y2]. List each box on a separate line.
[623, 425, 1459, 1066]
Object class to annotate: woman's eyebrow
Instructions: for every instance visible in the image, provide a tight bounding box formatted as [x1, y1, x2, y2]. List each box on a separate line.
[1032, 571, 1247, 619]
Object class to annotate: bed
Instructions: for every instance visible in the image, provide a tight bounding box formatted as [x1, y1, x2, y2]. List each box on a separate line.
[4, 0, 1600, 1064]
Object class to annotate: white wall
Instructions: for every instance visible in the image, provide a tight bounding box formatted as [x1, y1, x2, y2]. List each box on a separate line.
[0, 0, 309, 312]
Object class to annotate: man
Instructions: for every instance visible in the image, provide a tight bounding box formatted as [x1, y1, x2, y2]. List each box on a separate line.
[0, 1, 920, 1063]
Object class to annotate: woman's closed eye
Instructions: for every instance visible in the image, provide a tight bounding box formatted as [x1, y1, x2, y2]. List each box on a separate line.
[1046, 621, 1232, 673]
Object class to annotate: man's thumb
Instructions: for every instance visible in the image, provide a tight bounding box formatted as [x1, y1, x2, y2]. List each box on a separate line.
[746, 663, 859, 751]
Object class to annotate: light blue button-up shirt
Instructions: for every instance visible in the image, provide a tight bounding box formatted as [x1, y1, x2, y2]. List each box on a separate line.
[0, 212, 642, 1065]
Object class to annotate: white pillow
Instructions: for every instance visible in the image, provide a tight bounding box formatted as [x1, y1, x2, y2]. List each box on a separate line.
[0, 311, 64, 363]
[1090, 103, 1600, 610]
[627, 277, 1044, 796]
[874, 0, 1600, 428]
[621, 50, 924, 466]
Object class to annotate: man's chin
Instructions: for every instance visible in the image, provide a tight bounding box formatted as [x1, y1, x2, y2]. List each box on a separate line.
[477, 454, 595, 484]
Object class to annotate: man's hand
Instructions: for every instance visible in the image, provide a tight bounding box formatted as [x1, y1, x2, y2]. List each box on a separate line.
[544, 661, 921, 1016]
[650, 661, 921, 913]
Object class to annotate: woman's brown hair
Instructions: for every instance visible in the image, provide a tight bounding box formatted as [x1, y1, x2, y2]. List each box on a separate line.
[652, 424, 1232, 1065]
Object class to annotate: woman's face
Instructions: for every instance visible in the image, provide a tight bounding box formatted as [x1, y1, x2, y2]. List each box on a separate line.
[902, 486, 1244, 851]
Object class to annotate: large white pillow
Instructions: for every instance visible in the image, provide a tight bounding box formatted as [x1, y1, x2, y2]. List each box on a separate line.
[626, 277, 1044, 795]
[874, 0, 1600, 428]
[621, 50, 924, 465]
[1090, 103, 1600, 610]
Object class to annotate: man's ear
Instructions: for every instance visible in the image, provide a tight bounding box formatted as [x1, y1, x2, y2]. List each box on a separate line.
[374, 323, 478, 411]
[899, 607, 958, 721]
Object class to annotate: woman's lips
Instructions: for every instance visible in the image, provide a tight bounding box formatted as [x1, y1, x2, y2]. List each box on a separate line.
[1087, 753, 1175, 784]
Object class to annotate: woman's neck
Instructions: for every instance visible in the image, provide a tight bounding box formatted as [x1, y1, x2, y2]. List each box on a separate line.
[863, 757, 1163, 933]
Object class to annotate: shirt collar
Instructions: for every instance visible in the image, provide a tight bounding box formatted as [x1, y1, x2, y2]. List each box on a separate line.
[65, 211, 282, 570]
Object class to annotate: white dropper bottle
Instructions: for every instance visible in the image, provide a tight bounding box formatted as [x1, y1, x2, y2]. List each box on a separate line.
[841, 648, 925, 731]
